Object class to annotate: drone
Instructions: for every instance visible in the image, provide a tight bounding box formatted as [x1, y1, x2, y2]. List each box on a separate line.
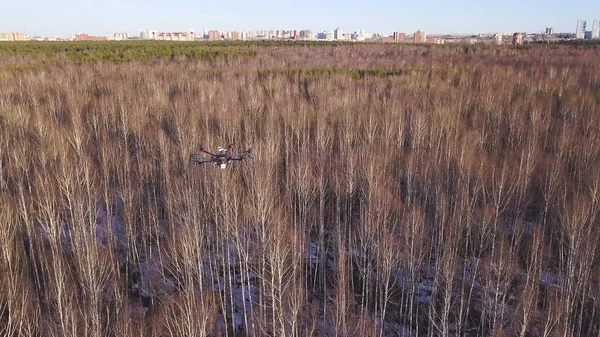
[190, 145, 252, 169]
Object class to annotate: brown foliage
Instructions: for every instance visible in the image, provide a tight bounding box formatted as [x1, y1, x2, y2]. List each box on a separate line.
[1, 43, 600, 336]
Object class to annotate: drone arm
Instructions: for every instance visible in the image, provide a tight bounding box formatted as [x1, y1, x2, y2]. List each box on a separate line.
[190, 154, 213, 164]
[228, 151, 252, 161]
[225, 145, 233, 159]
[199, 147, 215, 156]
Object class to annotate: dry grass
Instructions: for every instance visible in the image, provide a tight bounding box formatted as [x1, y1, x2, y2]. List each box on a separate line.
[1, 42, 600, 336]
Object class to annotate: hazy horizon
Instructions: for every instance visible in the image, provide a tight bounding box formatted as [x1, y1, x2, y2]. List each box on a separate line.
[1, 0, 598, 37]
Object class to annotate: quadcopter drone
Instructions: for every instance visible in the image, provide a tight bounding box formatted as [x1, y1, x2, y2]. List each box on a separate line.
[190, 145, 252, 169]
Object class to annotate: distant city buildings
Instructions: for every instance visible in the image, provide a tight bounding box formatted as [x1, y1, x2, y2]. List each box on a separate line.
[109, 32, 128, 41]
[300, 30, 313, 40]
[230, 31, 241, 40]
[1, 23, 591, 44]
[207, 30, 221, 40]
[357, 29, 368, 41]
[494, 33, 503, 45]
[139, 28, 194, 41]
[74, 33, 107, 41]
[574, 19, 600, 40]
[157, 29, 193, 41]
[348, 30, 366, 41]
[316, 31, 332, 40]
[576, 20, 587, 39]
[382, 30, 445, 44]
[0, 31, 27, 41]
[393, 31, 406, 42]
[512, 32, 524, 45]
[413, 30, 426, 43]
[334, 27, 343, 40]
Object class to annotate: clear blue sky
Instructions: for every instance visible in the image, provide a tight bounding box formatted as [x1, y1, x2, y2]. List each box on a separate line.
[1, 0, 598, 37]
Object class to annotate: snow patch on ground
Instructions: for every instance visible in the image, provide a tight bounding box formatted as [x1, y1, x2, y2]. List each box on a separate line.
[416, 278, 435, 304]
[540, 271, 561, 287]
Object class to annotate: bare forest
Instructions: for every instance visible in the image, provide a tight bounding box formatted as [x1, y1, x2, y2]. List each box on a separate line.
[1, 42, 600, 337]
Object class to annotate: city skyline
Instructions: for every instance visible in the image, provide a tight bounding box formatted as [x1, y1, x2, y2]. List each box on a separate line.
[1, 0, 599, 37]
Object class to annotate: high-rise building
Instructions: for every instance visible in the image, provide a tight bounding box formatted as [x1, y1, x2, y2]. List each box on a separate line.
[545, 27, 554, 35]
[230, 31, 241, 40]
[113, 32, 128, 41]
[592, 20, 600, 39]
[73, 33, 107, 41]
[319, 31, 334, 40]
[0, 31, 28, 41]
[512, 32, 524, 45]
[393, 31, 406, 42]
[146, 29, 194, 41]
[334, 27, 343, 40]
[494, 33, 503, 45]
[207, 30, 221, 40]
[576, 20, 586, 39]
[413, 30, 425, 43]
[300, 30, 313, 40]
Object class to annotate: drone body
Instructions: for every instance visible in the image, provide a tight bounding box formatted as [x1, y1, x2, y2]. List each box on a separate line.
[190, 145, 252, 168]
